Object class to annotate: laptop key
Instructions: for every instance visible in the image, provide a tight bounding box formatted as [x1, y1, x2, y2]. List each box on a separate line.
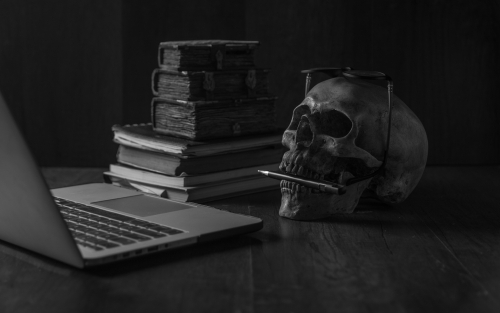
[117, 225, 136, 231]
[67, 224, 79, 230]
[118, 232, 150, 241]
[55, 198, 72, 205]
[77, 213, 92, 218]
[86, 221, 102, 229]
[127, 220, 150, 227]
[85, 230, 103, 237]
[132, 229, 166, 238]
[99, 233, 122, 240]
[117, 224, 167, 238]
[72, 225, 88, 232]
[75, 239, 103, 251]
[92, 217, 110, 223]
[99, 225, 118, 232]
[84, 236, 119, 248]
[82, 221, 101, 229]
[109, 237, 135, 245]
[74, 234, 88, 241]
[95, 241, 119, 249]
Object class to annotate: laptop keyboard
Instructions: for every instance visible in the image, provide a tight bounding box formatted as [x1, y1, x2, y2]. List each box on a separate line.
[54, 197, 186, 251]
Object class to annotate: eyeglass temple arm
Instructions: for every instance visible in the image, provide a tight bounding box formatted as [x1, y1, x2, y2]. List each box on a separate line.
[345, 76, 393, 186]
[302, 67, 353, 96]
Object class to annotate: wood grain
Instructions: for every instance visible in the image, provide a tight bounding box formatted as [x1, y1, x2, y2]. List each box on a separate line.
[0, 167, 497, 312]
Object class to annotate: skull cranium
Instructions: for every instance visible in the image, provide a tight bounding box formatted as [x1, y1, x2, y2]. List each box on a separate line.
[279, 76, 428, 220]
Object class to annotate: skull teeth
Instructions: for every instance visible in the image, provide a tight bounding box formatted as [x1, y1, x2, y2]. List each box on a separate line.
[280, 181, 313, 194]
[280, 160, 327, 181]
[279, 157, 346, 195]
[279, 164, 330, 195]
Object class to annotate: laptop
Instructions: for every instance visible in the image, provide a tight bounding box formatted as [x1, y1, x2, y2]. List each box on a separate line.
[0, 92, 263, 268]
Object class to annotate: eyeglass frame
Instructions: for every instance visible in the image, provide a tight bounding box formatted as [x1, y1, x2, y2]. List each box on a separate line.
[300, 67, 393, 187]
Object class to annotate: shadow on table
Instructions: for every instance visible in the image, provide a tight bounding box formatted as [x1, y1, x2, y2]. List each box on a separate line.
[87, 234, 262, 276]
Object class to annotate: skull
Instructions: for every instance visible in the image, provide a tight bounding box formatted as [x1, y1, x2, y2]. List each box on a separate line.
[279, 77, 428, 220]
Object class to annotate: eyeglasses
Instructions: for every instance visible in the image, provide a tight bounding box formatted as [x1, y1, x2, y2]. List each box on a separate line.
[301, 67, 393, 187]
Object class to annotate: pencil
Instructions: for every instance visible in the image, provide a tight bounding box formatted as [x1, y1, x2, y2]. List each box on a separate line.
[258, 170, 346, 195]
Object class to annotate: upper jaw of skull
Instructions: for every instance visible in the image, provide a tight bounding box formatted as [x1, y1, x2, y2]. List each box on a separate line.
[280, 140, 369, 189]
[280, 128, 382, 185]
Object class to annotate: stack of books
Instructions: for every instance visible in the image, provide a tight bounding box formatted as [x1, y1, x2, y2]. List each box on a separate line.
[151, 40, 277, 140]
[104, 40, 281, 202]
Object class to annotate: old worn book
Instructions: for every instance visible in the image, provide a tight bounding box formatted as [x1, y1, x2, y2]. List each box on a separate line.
[158, 40, 259, 71]
[112, 124, 283, 157]
[151, 97, 276, 140]
[116, 145, 283, 176]
[151, 68, 270, 101]
[103, 174, 279, 203]
[108, 163, 279, 187]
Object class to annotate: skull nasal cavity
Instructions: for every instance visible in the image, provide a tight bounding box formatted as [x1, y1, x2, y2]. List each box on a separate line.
[296, 116, 314, 147]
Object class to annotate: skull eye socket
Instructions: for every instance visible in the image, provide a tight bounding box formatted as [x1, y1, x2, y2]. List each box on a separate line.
[287, 104, 311, 130]
[321, 110, 352, 138]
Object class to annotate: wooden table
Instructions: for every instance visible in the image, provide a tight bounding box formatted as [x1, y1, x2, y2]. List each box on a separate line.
[1, 166, 499, 313]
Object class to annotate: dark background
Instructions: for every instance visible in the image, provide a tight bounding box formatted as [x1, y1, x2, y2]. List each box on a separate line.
[0, 0, 498, 167]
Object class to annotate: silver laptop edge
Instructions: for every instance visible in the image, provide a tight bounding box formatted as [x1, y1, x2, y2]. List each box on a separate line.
[0, 92, 263, 268]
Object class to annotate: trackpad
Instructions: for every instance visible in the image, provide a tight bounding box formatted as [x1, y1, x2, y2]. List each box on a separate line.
[92, 195, 196, 217]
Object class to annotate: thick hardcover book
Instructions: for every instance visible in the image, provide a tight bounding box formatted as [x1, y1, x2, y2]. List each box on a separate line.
[116, 145, 284, 176]
[108, 163, 279, 187]
[151, 68, 270, 101]
[158, 40, 259, 71]
[112, 124, 283, 157]
[151, 97, 276, 140]
[104, 174, 279, 203]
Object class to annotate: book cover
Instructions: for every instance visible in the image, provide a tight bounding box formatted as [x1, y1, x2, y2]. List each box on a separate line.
[158, 40, 259, 71]
[116, 145, 284, 176]
[151, 97, 276, 140]
[112, 124, 283, 157]
[108, 163, 280, 187]
[151, 68, 271, 101]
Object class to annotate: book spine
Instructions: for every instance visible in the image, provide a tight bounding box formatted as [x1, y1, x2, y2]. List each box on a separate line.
[151, 97, 277, 141]
[150, 98, 159, 131]
[153, 69, 270, 102]
[117, 145, 182, 176]
[158, 42, 259, 71]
